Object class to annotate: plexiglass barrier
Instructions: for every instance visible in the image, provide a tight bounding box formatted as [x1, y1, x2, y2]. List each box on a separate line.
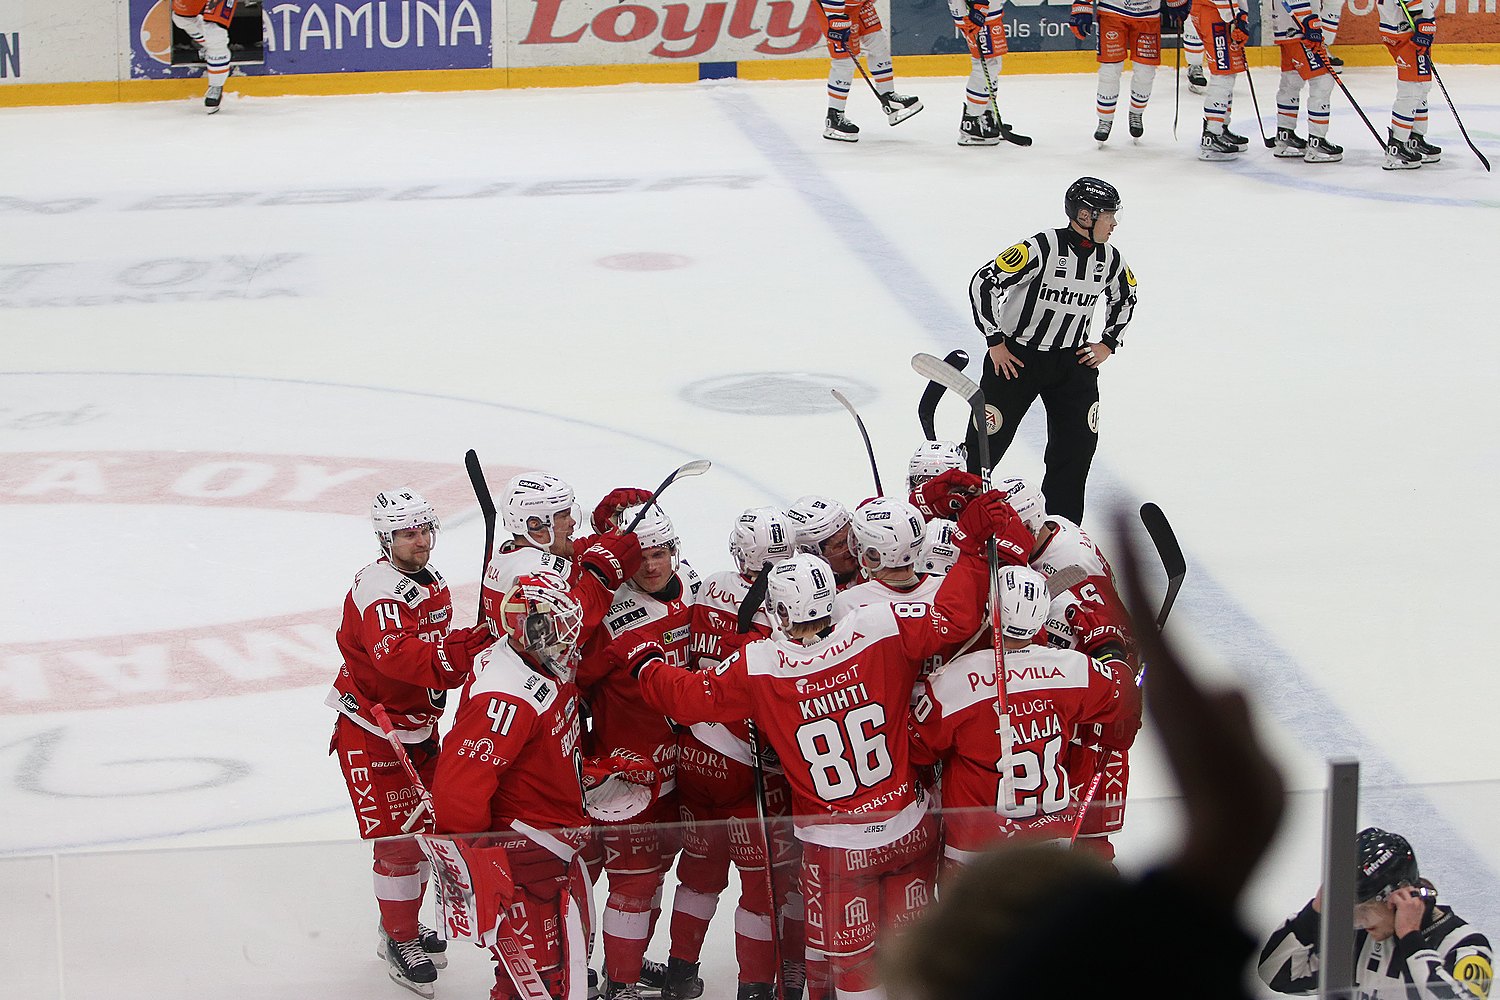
[6, 780, 1497, 1000]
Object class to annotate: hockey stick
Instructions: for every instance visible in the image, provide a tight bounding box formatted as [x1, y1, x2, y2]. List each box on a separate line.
[831, 388, 884, 496]
[738, 565, 773, 635]
[464, 449, 498, 624]
[1322, 57, 1387, 151]
[976, 39, 1034, 146]
[1173, 23, 1182, 139]
[1393, 6, 1491, 171]
[909, 353, 1018, 810]
[849, 53, 923, 126]
[1068, 503, 1185, 843]
[917, 348, 970, 442]
[623, 460, 712, 534]
[370, 704, 552, 1000]
[1239, 46, 1275, 148]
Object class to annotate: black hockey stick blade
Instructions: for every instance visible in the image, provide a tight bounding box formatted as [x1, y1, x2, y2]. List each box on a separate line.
[623, 460, 712, 534]
[911, 352, 990, 480]
[464, 449, 498, 623]
[1139, 502, 1186, 631]
[999, 123, 1033, 147]
[917, 349, 970, 441]
[830, 388, 884, 496]
[738, 565, 772, 635]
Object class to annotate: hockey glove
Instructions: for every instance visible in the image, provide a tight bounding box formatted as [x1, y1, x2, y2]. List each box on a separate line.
[1230, 10, 1251, 46]
[591, 487, 655, 533]
[1411, 16, 1435, 49]
[964, 1, 988, 26]
[1299, 14, 1324, 45]
[826, 16, 854, 55]
[1161, 1, 1189, 34]
[578, 531, 643, 590]
[953, 490, 1035, 567]
[626, 638, 667, 679]
[1065, 602, 1133, 664]
[583, 749, 661, 793]
[910, 467, 984, 521]
[1069, 7, 1094, 40]
[435, 624, 497, 680]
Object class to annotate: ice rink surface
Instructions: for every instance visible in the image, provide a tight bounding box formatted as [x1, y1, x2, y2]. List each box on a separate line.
[3, 64, 1499, 998]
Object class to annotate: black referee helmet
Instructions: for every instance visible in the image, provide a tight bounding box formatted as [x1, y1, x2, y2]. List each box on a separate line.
[1356, 827, 1420, 903]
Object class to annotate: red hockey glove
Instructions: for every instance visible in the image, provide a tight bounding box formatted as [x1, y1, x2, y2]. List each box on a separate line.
[435, 624, 497, 680]
[582, 749, 661, 793]
[626, 638, 667, 679]
[465, 840, 516, 912]
[910, 468, 984, 521]
[1065, 602, 1132, 663]
[578, 531, 643, 590]
[1230, 10, 1251, 46]
[591, 488, 655, 533]
[953, 490, 1035, 566]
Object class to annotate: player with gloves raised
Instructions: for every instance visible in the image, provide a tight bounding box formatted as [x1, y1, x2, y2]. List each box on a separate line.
[432, 572, 596, 1000]
[327, 490, 496, 996]
[815, 0, 923, 141]
[1269, 0, 1344, 162]
[1072, 0, 1185, 142]
[575, 501, 701, 1000]
[947, 0, 1009, 144]
[1191, 0, 1253, 159]
[479, 474, 644, 640]
[910, 564, 1139, 867]
[634, 489, 1023, 1000]
[664, 507, 804, 1000]
[785, 495, 861, 590]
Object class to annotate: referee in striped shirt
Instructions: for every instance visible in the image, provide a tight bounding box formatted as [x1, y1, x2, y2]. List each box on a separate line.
[967, 176, 1137, 523]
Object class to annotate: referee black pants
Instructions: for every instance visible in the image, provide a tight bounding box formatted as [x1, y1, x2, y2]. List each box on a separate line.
[965, 342, 1100, 524]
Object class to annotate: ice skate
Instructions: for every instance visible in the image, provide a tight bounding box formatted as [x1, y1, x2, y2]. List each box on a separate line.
[1187, 65, 1207, 94]
[379, 931, 438, 998]
[880, 92, 924, 126]
[1303, 134, 1343, 162]
[959, 110, 1001, 146]
[1094, 118, 1112, 142]
[1273, 127, 1307, 158]
[1129, 110, 1144, 138]
[824, 108, 859, 142]
[1199, 126, 1241, 161]
[204, 85, 223, 114]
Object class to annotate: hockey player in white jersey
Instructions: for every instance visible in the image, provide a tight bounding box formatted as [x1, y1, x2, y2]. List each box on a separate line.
[815, 0, 923, 141]
[1376, 0, 1441, 169]
[832, 497, 939, 619]
[1259, 828, 1493, 1000]
[785, 495, 859, 590]
[1270, 0, 1343, 162]
[1070, 0, 1187, 142]
[172, 1, 236, 112]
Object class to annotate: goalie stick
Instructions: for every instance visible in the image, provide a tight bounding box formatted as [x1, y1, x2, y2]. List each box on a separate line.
[1068, 502, 1186, 843]
[909, 353, 1019, 814]
[916, 349, 970, 442]
[831, 388, 884, 496]
[464, 449, 498, 625]
[623, 459, 712, 534]
[370, 705, 551, 1000]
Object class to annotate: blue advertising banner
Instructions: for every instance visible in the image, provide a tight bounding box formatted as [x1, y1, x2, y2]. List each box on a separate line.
[129, 0, 492, 78]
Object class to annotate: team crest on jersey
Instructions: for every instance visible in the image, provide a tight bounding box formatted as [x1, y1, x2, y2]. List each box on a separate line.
[996, 244, 1029, 273]
[394, 578, 423, 607]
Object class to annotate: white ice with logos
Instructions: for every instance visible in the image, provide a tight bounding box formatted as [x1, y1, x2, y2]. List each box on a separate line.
[3, 67, 1498, 999]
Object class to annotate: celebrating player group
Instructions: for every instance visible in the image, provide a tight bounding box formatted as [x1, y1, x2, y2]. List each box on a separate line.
[327, 430, 1156, 1000]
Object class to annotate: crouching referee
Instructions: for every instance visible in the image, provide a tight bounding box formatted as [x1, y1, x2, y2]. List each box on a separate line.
[966, 176, 1137, 523]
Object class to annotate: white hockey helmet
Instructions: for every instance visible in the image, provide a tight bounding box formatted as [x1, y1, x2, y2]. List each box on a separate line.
[622, 504, 680, 570]
[496, 571, 584, 683]
[785, 495, 852, 552]
[907, 440, 968, 492]
[729, 506, 797, 577]
[998, 565, 1051, 642]
[500, 473, 579, 548]
[371, 490, 439, 556]
[996, 477, 1047, 538]
[918, 518, 960, 576]
[764, 553, 838, 631]
[848, 497, 927, 572]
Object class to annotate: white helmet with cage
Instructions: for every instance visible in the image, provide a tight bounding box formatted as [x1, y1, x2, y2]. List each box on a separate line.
[496, 571, 585, 683]
[764, 553, 838, 631]
[729, 506, 797, 576]
[500, 473, 579, 548]
[848, 497, 926, 572]
[996, 477, 1047, 538]
[907, 440, 968, 492]
[918, 518, 960, 576]
[785, 495, 852, 553]
[998, 565, 1050, 642]
[371, 490, 440, 556]
[621, 504, 680, 571]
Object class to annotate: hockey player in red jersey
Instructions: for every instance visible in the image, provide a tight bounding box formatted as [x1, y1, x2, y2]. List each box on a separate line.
[478, 474, 643, 640]
[635, 489, 1023, 999]
[666, 507, 803, 1000]
[833, 497, 943, 618]
[785, 495, 859, 590]
[1029, 512, 1143, 862]
[432, 571, 600, 1000]
[577, 503, 701, 1000]
[172, 0, 236, 112]
[910, 564, 1139, 868]
[326, 490, 497, 996]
